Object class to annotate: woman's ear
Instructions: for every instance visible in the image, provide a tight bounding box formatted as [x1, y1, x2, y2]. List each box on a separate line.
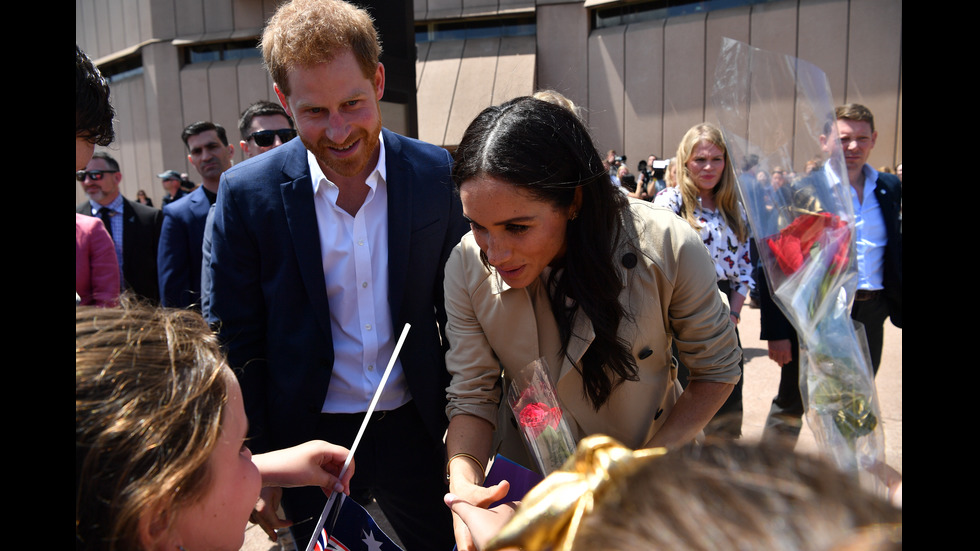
[571, 187, 584, 217]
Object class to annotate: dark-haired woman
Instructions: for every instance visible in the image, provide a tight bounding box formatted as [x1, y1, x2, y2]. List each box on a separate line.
[135, 189, 154, 207]
[442, 97, 741, 550]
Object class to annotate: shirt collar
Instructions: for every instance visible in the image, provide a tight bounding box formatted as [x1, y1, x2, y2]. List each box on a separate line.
[309, 130, 386, 194]
[89, 193, 123, 214]
[862, 163, 879, 186]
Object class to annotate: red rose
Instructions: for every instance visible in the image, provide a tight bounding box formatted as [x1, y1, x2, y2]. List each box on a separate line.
[766, 213, 850, 275]
[827, 227, 851, 274]
[519, 402, 561, 439]
[766, 233, 805, 274]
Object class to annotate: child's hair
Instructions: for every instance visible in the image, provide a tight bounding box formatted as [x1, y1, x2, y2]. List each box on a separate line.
[76, 302, 228, 550]
[488, 436, 901, 551]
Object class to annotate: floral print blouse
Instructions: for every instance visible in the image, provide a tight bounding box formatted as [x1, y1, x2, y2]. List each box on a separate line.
[653, 187, 755, 298]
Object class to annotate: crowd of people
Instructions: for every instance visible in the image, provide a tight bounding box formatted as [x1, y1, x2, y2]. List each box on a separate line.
[76, 1, 901, 550]
[598, 112, 902, 446]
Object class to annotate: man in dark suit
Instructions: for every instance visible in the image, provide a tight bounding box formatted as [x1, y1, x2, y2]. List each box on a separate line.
[77, 152, 162, 303]
[200, 102, 296, 320]
[209, 1, 467, 549]
[157, 122, 234, 309]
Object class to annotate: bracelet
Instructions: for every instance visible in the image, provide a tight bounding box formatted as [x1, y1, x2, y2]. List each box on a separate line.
[447, 452, 486, 483]
[730, 311, 740, 321]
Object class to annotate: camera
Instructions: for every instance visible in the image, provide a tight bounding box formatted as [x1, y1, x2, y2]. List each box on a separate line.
[637, 160, 652, 182]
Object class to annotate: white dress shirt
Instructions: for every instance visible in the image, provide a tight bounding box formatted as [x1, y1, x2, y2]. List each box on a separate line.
[308, 133, 411, 413]
[87, 194, 124, 287]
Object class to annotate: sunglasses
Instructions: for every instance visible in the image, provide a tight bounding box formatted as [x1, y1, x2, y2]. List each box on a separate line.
[76, 169, 119, 182]
[247, 129, 297, 147]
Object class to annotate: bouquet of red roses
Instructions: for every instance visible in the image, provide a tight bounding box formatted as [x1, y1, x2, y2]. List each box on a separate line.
[713, 38, 885, 477]
[508, 358, 576, 475]
[765, 211, 851, 321]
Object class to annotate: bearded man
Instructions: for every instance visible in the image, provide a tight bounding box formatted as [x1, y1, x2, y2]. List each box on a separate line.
[208, 1, 466, 549]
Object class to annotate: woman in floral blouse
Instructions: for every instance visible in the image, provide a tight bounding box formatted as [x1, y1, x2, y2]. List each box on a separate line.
[654, 122, 753, 438]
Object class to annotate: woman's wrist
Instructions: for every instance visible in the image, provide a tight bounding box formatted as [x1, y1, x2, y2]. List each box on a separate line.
[448, 453, 486, 486]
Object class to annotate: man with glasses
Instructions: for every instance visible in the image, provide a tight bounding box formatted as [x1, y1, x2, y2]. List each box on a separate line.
[239, 100, 296, 159]
[76, 152, 163, 303]
[199, 103, 296, 319]
[157, 121, 234, 309]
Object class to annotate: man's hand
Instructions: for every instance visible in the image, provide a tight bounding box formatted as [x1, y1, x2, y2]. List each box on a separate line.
[250, 487, 290, 541]
[768, 339, 792, 366]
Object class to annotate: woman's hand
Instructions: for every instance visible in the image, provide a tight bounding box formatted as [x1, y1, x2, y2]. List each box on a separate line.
[252, 440, 354, 496]
[446, 414, 498, 550]
[445, 492, 519, 551]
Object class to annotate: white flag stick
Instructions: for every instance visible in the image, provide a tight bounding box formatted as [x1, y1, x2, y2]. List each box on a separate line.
[304, 323, 412, 551]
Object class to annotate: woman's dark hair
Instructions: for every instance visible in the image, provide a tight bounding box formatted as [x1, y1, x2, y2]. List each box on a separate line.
[452, 96, 637, 409]
[75, 44, 115, 146]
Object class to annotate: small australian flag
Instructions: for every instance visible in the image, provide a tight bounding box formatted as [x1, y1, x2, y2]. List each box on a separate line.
[311, 494, 402, 551]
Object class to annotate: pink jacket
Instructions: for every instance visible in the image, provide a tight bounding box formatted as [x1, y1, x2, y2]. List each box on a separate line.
[76, 213, 120, 307]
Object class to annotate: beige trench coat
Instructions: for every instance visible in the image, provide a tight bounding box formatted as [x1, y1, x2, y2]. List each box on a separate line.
[444, 200, 741, 453]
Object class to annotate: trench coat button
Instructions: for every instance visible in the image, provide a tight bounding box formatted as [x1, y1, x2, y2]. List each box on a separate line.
[621, 252, 637, 269]
[638, 347, 653, 360]
[654, 408, 664, 420]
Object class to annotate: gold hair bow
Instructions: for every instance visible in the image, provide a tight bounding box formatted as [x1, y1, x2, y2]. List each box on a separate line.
[486, 435, 666, 551]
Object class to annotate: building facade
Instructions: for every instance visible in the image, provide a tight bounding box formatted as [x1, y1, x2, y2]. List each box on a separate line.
[76, 0, 902, 205]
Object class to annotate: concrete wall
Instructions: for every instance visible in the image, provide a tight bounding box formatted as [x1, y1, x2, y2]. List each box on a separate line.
[416, 35, 536, 146]
[77, 0, 414, 206]
[78, 0, 902, 205]
[574, 0, 903, 176]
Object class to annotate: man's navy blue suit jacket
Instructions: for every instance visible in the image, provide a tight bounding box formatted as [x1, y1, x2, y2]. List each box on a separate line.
[210, 129, 468, 452]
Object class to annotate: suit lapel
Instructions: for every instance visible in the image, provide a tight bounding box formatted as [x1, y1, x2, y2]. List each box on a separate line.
[190, 186, 205, 211]
[384, 129, 412, 327]
[190, 187, 211, 234]
[279, 143, 334, 340]
[874, 175, 899, 229]
[121, 198, 137, 272]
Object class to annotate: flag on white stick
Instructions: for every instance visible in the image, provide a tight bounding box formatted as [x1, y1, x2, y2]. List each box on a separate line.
[305, 324, 411, 551]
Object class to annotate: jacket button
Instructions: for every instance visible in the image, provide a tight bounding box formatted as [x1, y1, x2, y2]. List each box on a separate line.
[654, 408, 664, 420]
[638, 347, 653, 360]
[621, 252, 637, 269]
